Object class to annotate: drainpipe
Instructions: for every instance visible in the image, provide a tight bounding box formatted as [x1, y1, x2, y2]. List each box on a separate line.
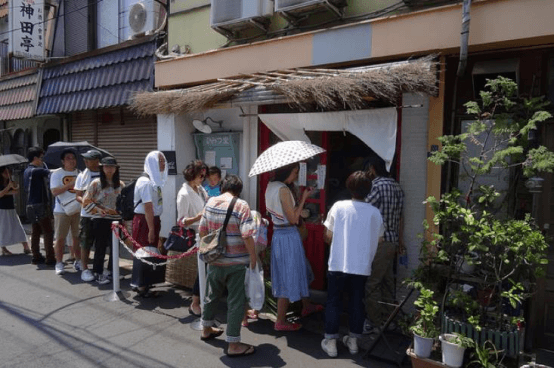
[457, 0, 471, 78]
[445, 0, 471, 193]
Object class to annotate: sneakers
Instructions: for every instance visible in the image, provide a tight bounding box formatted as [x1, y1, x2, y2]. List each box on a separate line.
[321, 338, 337, 357]
[81, 269, 95, 282]
[342, 335, 358, 354]
[97, 273, 110, 285]
[55, 262, 65, 275]
[103, 269, 112, 280]
[73, 259, 82, 271]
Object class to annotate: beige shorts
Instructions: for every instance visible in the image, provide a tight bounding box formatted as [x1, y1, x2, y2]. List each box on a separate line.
[54, 213, 80, 240]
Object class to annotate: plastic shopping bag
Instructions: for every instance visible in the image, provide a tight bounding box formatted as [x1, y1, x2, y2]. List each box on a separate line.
[245, 263, 265, 311]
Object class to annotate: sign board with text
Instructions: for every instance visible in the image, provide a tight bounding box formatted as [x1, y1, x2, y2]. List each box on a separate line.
[12, 0, 45, 61]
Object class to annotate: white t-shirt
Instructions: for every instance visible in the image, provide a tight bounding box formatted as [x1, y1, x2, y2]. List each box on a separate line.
[134, 176, 163, 217]
[74, 168, 100, 217]
[324, 200, 384, 276]
[50, 168, 80, 214]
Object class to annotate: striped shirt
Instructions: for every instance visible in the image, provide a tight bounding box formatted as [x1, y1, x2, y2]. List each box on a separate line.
[198, 192, 255, 266]
[365, 176, 404, 242]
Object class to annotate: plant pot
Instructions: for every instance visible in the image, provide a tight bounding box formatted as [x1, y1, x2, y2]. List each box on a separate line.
[413, 333, 434, 358]
[440, 333, 466, 367]
[406, 347, 448, 368]
[442, 313, 520, 357]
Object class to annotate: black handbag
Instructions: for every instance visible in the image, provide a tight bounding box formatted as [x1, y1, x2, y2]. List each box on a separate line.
[164, 226, 196, 252]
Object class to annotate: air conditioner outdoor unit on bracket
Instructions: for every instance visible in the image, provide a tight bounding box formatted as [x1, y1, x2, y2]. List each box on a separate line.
[128, 0, 163, 37]
[210, 0, 273, 38]
[275, 0, 346, 19]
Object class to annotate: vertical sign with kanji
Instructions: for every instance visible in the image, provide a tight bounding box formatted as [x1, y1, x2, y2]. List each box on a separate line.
[12, 0, 45, 60]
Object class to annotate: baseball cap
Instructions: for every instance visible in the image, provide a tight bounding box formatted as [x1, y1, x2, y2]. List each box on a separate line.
[82, 149, 102, 160]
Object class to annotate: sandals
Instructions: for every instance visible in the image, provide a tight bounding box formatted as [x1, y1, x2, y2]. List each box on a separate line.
[246, 310, 258, 320]
[274, 322, 302, 331]
[137, 290, 159, 298]
[226, 345, 256, 357]
[188, 306, 201, 317]
[301, 304, 324, 318]
[200, 328, 224, 341]
[1, 248, 13, 256]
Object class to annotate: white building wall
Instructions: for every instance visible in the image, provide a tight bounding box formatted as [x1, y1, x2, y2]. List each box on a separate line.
[398, 93, 430, 282]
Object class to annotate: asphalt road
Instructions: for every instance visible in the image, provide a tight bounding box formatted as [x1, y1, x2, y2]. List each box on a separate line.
[0, 247, 387, 368]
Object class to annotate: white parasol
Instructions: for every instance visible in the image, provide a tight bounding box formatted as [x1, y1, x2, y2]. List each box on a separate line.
[248, 140, 325, 177]
[0, 154, 28, 167]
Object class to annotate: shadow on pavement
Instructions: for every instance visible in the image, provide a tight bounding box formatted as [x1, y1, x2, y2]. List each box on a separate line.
[0, 254, 32, 266]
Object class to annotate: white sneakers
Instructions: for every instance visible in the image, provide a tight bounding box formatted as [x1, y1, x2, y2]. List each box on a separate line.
[55, 262, 65, 275]
[97, 270, 111, 285]
[342, 335, 358, 355]
[81, 269, 95, 282]
[321, 336, 359, 357]
[73, 259, 82, 271]
[321, 338, 337, 357]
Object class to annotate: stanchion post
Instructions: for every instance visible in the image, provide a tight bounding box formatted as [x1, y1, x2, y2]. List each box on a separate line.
[104, 221, 129, 302]
[191, 233, 206, 330]
[112, 221, 121, 293]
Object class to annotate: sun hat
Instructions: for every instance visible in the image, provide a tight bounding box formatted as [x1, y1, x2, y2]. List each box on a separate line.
[99, 156, 119, 167]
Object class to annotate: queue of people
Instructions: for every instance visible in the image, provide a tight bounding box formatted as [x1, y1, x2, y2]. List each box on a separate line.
[1, 146, 403, 359]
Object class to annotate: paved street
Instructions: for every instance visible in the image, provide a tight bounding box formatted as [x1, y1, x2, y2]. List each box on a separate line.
[0, 241, 395, 368]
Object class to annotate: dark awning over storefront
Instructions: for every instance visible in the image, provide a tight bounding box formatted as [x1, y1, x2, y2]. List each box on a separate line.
[37, 40, 156, 115]
[0, 71, 39, 120]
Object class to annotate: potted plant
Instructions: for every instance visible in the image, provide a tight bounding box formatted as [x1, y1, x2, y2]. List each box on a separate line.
[439, 332, 474, 367]
[413, 76, 553, 358]
[409, 284, 440, 358]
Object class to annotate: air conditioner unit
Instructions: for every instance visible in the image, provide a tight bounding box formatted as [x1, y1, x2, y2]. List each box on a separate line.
[128, 0, 163, 37]
[210, 0, 273, 30]
[275, 0, 346, 16]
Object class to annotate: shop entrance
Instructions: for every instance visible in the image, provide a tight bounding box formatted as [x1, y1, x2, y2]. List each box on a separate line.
[258, 123, 397, 291]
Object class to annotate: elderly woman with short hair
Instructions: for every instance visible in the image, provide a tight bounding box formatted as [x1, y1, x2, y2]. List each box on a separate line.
[177, 160, 208, 316]
[198, 174, 257, 357]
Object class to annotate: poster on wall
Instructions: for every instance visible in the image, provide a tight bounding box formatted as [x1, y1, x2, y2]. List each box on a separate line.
[162, 151, 177, 175]
[12, 0, 45, 61]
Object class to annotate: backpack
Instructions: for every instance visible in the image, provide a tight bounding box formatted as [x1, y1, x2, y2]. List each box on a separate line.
[117, 172, 149, 221]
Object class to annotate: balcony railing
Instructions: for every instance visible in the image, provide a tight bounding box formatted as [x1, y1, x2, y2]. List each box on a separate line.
[0, 42, 39, 77]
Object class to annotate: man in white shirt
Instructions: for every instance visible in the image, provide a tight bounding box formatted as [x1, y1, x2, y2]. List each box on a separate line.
[50, 149, 81, 276]
[74, 149, 101, 282]
[321, 171, 384, 358]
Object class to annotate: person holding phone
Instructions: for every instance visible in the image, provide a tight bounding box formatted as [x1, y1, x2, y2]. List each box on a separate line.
[265, 162, 323, 332]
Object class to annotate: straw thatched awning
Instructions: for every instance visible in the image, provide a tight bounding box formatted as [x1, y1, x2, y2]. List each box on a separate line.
[131, 56, 437, 115]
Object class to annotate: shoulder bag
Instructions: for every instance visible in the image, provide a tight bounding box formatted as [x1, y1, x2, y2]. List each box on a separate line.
[198, 197, 238, 264]
[164, 226, 196, 252]
[25, 168, 51, 222]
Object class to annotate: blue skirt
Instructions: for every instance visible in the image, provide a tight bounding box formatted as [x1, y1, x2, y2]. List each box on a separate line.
[270, 227, 313, 302]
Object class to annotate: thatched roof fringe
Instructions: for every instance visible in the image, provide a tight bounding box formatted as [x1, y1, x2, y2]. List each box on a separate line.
[130, 56, 438, 116]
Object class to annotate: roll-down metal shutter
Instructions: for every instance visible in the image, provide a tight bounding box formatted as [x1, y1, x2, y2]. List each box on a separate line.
[70, 108, 157, 183]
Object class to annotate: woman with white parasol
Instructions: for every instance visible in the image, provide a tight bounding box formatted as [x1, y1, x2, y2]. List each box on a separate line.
[0, 155, 31, 256]
[250, 141, 325, 331]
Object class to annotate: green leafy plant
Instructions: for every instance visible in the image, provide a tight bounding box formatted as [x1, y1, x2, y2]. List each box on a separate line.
[446, 333, 475, 349]
[409, 284, 439, 339]
[413, 76, 552, 336]
[469, 340, 503, 368]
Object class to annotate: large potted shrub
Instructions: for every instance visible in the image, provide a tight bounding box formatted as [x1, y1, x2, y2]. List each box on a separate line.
[413, 76, 553, 358]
